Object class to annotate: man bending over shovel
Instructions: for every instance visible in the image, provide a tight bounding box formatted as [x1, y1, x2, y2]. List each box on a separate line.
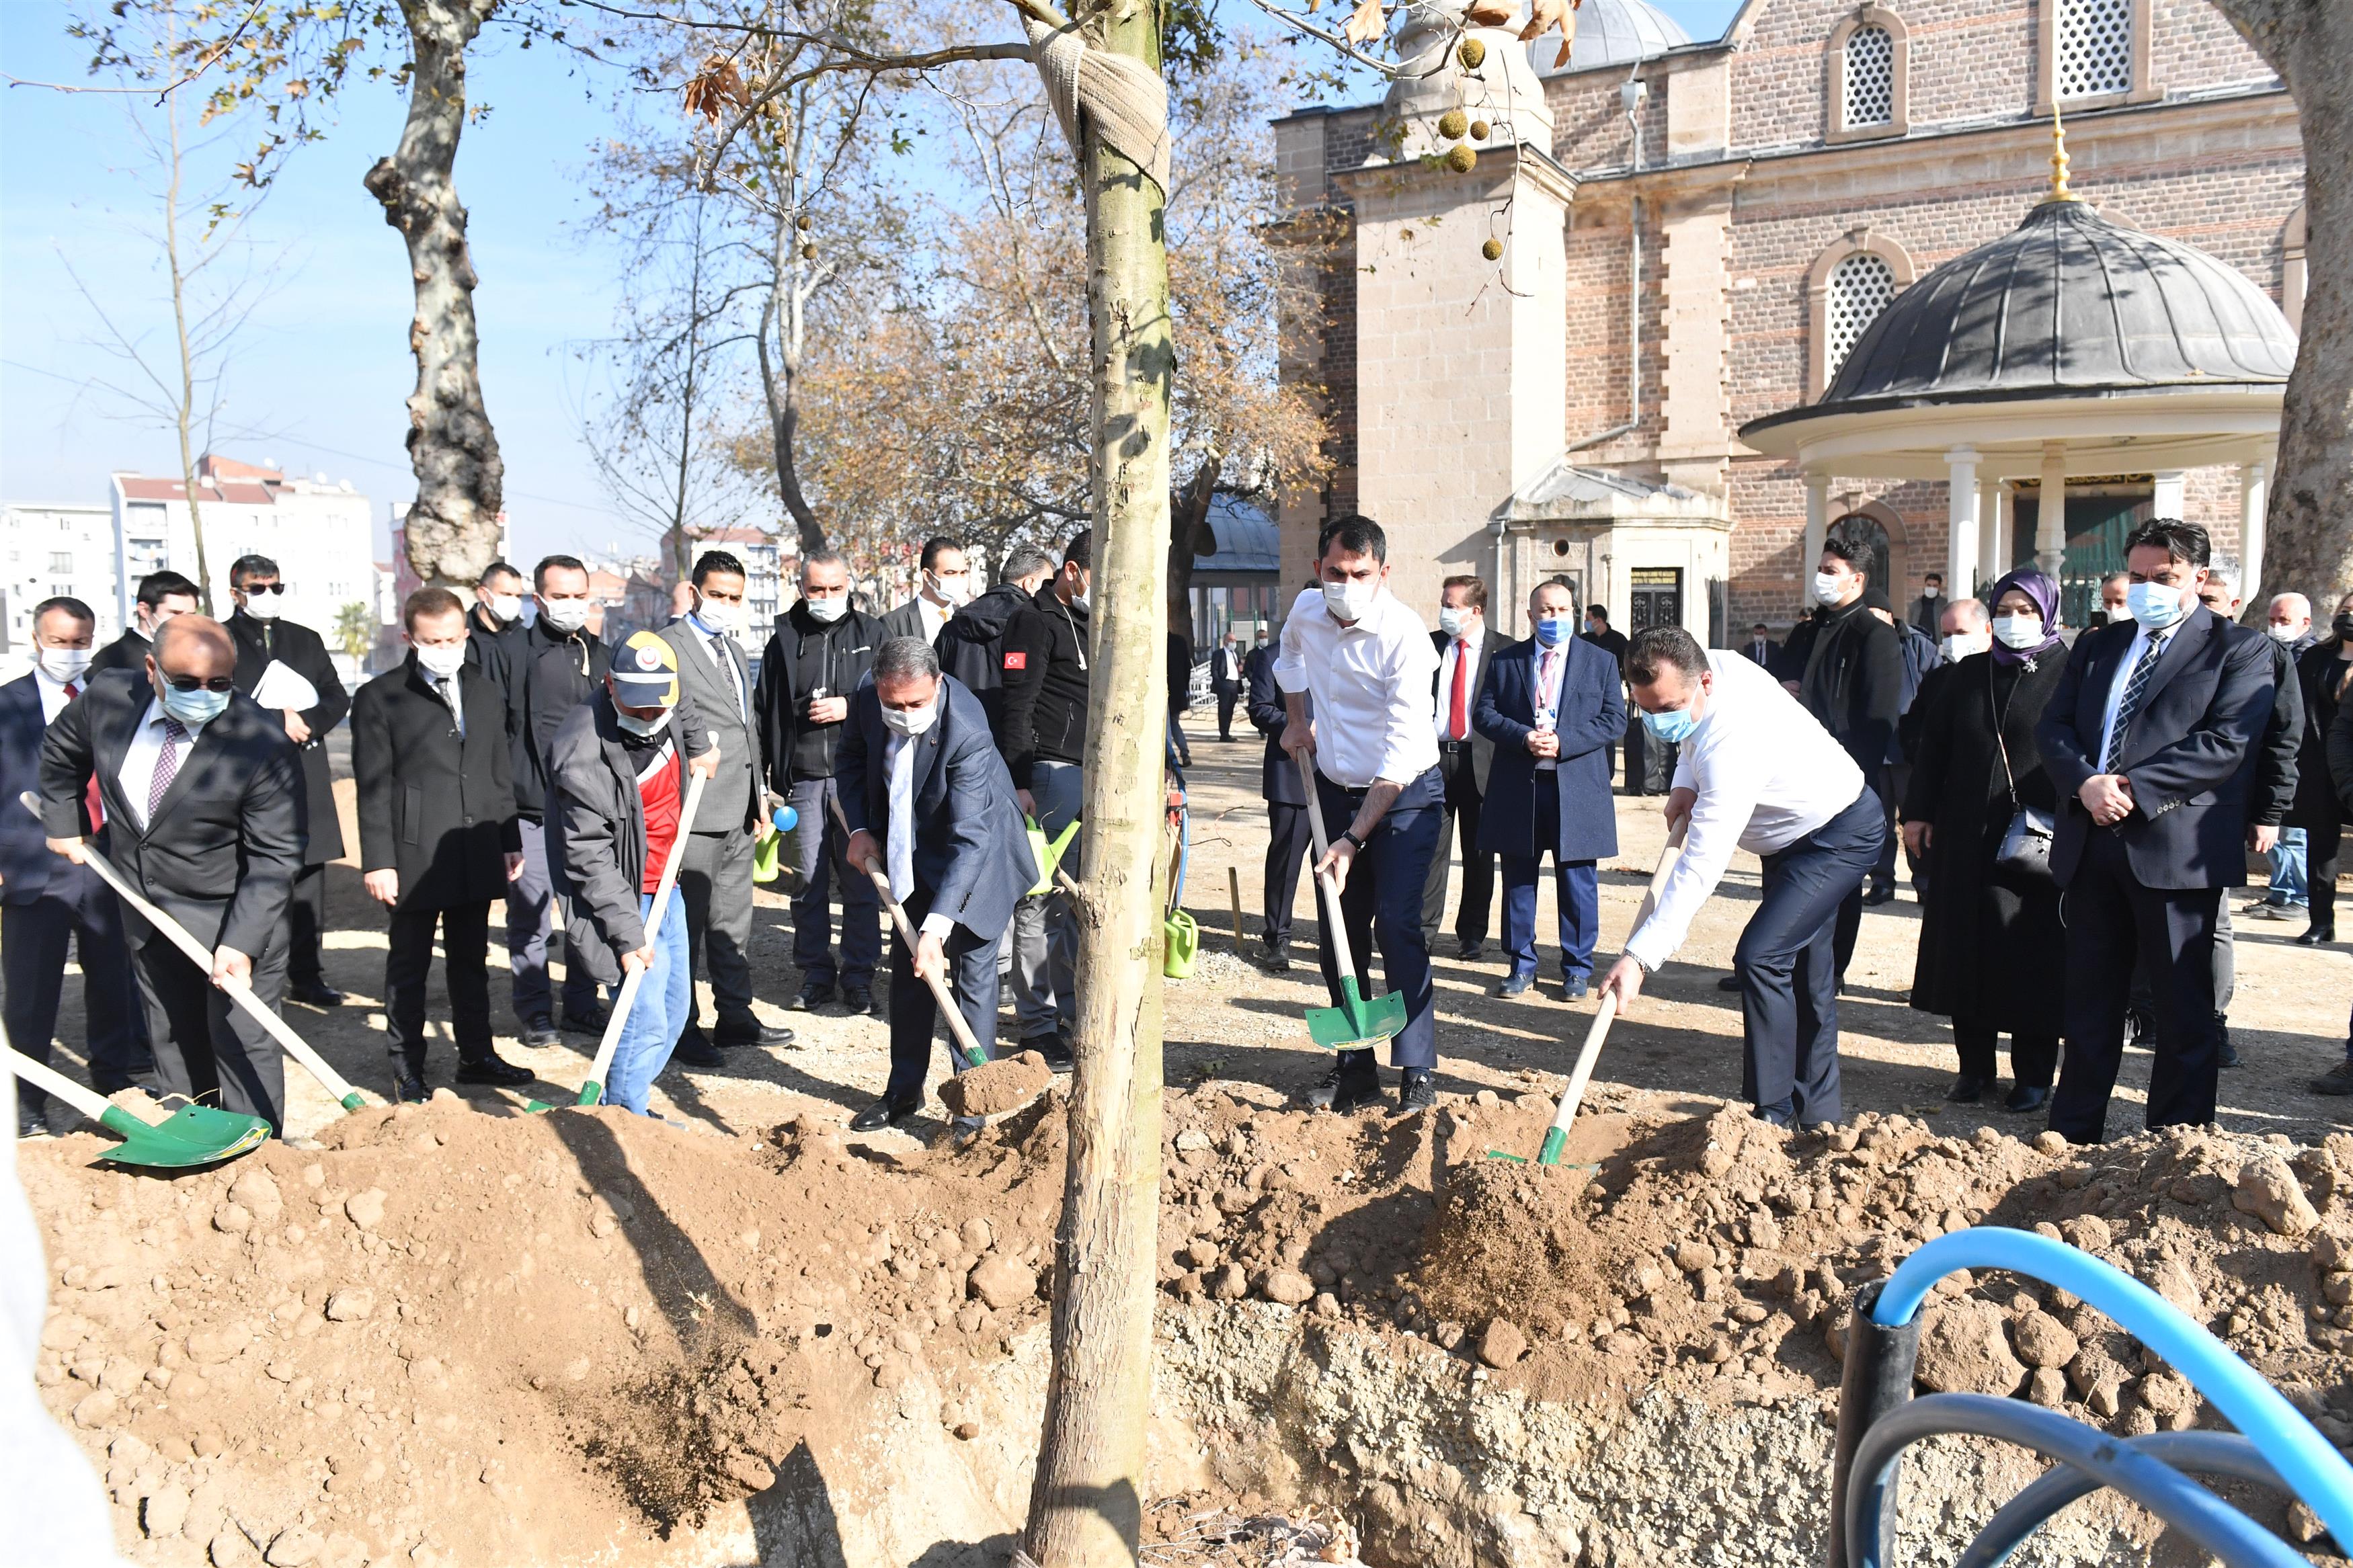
[549, 632, 719, 1116]
[1277, 516, 1445, 1114]
[1598, 626, 1885, 1128]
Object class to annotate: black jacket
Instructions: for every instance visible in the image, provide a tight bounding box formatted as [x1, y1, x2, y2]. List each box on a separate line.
[1245, 643, 1305, 806]
[547, 690, 713, 985]
[504, 617, 610, 821]
[1001, 585, 1090, 788]
[463, 606, 525, 700]
[227, 610, 348, 864]
[2291, 641, 2353, 828]
[1168, 630, 1195, 713]
[38, 670, 306, 960]
[754, 602, 882, 783]
[2250, 635, 2303, 829]
[351, 656, 520, 911]
[87, 628, 151, 677]
[935, 581, 1033, 739]
[1786, 598, 1903, 774]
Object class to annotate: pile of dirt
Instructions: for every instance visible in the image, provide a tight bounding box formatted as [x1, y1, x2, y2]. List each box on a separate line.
[21, 1079, 2353, 1567]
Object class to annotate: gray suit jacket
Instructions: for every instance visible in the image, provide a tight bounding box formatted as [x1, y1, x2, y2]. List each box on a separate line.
[878, 598, 939, 649]
[658, 618, 763, 834]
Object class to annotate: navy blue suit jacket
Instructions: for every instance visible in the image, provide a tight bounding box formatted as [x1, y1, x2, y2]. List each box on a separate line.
[836, 674, 1035, 939]
[1473, 636, 1624, 862]
[2034, 605, 2276, 891]
[1244, 644, 1306, 807]
[0, 673, 75, 904]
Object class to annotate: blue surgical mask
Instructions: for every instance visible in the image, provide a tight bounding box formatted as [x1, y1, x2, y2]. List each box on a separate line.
[1533, 616, 1572, 649]
[1641, 704, 1698, 745]
[2126, 580, 2190, 630]
[161, 684, 231, 727]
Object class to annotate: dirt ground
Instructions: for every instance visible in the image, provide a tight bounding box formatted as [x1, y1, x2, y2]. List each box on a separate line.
[16, 741, 2353, 1567]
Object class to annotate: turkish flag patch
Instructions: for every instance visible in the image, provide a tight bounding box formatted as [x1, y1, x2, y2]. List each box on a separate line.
[1003, 651, 1027, 670]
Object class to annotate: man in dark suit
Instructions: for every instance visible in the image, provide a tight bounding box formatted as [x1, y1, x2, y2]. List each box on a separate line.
[1741, 623, 1778, 667]
[464, 559, 527, 692]
[1579, 605, 1631, 788]
[223, 553, 350, 1008]
[37, 616, 306, 1130]
[2034, 520, 2276, 1143]
[659, 549, 795, 1061]
[4, 597, 151, 1135]
[88, 570, 200, 677]
[1478, 579, 1626, 999]
[835, 637, 1036, 1132]
[879, 536, 968, 649]
[1906, 573, 1946, 638]
[1423, 575, 1497, 960]
[1246, 608, 1312, 971]
[1211, 633, 1244, 741]
[352, 588, 535, 1102]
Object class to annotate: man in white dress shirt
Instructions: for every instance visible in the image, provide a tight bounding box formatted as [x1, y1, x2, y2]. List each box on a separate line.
[1421, 575, 1496, 961]
[1277, 515, 1446, 1114]
[1599, 625, 1886, 1127]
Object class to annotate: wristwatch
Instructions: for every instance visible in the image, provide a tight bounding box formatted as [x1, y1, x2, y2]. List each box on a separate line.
[1339, 828, 1366, 852]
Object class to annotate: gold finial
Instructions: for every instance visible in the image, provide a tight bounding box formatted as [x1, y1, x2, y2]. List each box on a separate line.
[2048, 100, 2077, 202]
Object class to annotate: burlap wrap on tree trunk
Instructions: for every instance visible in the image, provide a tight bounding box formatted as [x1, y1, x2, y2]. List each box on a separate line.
[1023, 15, 1171, 196]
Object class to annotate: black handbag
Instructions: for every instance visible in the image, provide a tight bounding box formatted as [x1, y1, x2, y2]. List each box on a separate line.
[1991, 667, 2055, 882]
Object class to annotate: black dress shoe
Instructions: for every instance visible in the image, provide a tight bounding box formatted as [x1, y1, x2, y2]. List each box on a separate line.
[1494, 974, 1532, 998]
[1258, 942, 1291, 974]
[391, 1071, 430, 1103]
[1306, 1056, 1382, 1113]
[717, 1022, 797, 1049]
[1033, 1034, 1076, 1075]
[848, 1098, 919, 1132]
[790, 983, 836, 1012]
[1860, 886, 1895, 907]
[844, 987, 882, 1018]
[1558, 976, 1591, 1002]
[455, 1056, 534, 1087]
[2297, 925, 2337, 946]
[670, 1032, 726, 1069]
[18, 1103, 52, 1139]
[1458, 938, 1485, 962]
[1946, 1074, 1989, 1104]
[2216, 1015, 2239, 1068]
[288, 983, 347, 1007]
[561, 1007, 609, 1034]
[1717, 973, 1743, 992]
[1396, 1069, 1436, 1114]
[2004, 1083, 2050, 1114]
[520, 1019, 563, 1048]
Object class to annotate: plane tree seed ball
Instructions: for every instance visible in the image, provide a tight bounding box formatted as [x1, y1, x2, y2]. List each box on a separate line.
[796, 214, 813, 231]
[1458, 38, 1486, 69]
[1438, 109, 1469, 141]
[1470, 119, 1490, 140]
[1444, 144, 1477, 173]
[801, 243, 818, 260]
[1482, 237, 1503, 261]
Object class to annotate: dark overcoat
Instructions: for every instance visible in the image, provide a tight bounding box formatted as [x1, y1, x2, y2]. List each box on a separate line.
[351, 655, 520, 911]
[2288, 640, 2353, 831]
[227, 610, 348, 864]
[1473, 635, 1624, 862]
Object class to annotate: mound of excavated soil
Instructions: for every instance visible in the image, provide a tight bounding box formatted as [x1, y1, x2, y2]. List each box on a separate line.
[21, 1079, 2353, 1567]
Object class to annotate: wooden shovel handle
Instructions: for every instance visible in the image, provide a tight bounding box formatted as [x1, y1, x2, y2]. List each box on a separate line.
[1291, 750, 1360, 984]
[826, 795, 988, 1066]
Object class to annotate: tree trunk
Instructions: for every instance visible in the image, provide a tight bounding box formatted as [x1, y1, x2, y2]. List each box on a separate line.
[1021, 3, 1172, 1563]
[159, 22, 214, 615]
[759, 212, 829, 557]
[364, 0, 505, 589]
[1166, 451, 1222, 624]
[2211, 0, 2353, 603]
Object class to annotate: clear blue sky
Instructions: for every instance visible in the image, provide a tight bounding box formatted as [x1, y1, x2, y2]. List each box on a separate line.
[1, 0, 1744, 567]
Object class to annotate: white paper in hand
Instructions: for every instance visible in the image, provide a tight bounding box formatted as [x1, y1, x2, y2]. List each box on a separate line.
[249, 659, 320, 712]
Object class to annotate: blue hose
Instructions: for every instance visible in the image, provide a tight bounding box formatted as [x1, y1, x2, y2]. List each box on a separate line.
[1847, 1395, 2307, 1568]
[1956, 1432, 2300, 1568]
[1872, 1228, 2353, 1548]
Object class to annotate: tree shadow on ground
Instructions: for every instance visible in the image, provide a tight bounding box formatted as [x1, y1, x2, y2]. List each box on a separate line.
[544, 1108, 758, 1345]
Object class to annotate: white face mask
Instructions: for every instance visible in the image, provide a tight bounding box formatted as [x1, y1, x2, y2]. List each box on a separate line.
[38, 647, 93, 684]
[239, 589, 281, 622]
[415, 642, 467, 679]
[923, 570, 967, 608]
[487, 592, 524, 624]
[1942, 631, 1990, 663]
[880, 698, 938, 738]
[2268, 623, 2306, 644]
[1322, 577, 1377, 623]
[1811, 571, 1851, 607]
[1437, 605, 1468, 639]
[803, 595, 848, 624]
[615, 706, 673, 738]
[540, 597, 590, 633]
[1923, 584, 1942, 600]
[1991, 614, 2045, 650]
[696, 595, 745, 637]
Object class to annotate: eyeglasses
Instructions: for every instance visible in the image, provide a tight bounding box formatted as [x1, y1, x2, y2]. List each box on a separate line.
[161, 673, 237, 692]
[237, 582, 286, 595]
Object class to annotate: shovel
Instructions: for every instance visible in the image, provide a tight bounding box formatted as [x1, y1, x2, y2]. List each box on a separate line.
[19, 793, 369, 1115]
[1293, 751, 1410, 1052]
[1497, 821, 1688, 1166]
[5, 1026, 269, 1169]
[530, 764, 709, 1111]
[827, 796, 990, 1071]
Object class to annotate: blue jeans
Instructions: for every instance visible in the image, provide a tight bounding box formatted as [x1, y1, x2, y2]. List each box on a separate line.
[605, 889, 692, 1115]
[2265, 827, 2309, 907]
[1499, 784, 1599, 983]
[1738, 790, 1884, 1126]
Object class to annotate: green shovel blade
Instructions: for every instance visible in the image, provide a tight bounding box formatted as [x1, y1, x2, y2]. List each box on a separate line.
[93, 1103, 270, 1169]
[1303, 977, 1408, 1052]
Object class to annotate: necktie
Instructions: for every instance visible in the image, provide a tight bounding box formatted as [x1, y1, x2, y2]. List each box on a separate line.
[149, 716, 189, 823]
[63, 684, 104, 831]
[713, 633, 745, 716]
[436, 675, 464, 735]
[2104, 633, 2168, 772]
[1538, 647, 1559, 728]
[1448, 640, 1470, 741]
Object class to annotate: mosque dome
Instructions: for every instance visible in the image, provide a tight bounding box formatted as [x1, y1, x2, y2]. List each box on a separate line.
[1533, 0, 1691, 75]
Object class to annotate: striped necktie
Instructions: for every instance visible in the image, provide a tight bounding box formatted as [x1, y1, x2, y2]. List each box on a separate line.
[149, 716, 190, 822]
[2104, 634, 2169, 772]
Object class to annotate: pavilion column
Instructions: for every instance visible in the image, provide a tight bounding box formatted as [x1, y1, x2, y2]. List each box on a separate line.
[1802, 472, 1829, 589]
[2153, 470, 2186, 520]
[2036, 444, 2069, 578]
[2241, 456, 2270, 606]
[1946, 447, 1980, 596]
[1979, 479, 2006, 590]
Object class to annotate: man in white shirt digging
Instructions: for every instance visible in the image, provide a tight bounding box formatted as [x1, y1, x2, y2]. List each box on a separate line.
[1599, 626, 1886, 1127]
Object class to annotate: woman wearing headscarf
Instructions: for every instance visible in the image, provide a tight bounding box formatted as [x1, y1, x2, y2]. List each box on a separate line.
[1900, 568, 2069, 1110]
[2287, 591, 2353, 947]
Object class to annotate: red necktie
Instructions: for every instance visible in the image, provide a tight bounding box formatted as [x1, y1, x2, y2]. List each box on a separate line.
[1448, 641, 1470, 741]
[61, 684, 104, 831]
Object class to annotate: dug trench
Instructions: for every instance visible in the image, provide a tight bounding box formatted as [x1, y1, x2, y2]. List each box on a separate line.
[21, 1079, 2353, 1567]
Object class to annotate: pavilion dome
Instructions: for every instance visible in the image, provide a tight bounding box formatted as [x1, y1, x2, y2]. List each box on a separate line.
[1533, 0, 1689, 75]
[1814, 197, 2297, 413]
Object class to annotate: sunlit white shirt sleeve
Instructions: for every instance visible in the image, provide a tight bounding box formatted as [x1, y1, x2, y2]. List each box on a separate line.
[1624, 740, 1761, 972]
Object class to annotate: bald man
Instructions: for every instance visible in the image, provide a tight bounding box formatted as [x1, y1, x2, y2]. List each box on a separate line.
[38, 616, 308, 1130]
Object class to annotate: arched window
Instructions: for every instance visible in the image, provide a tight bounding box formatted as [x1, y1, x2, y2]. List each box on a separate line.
[1827, 7, 1909, 143]
[1826, 253, 1896, 380]
[1844, 26, 1895, 127]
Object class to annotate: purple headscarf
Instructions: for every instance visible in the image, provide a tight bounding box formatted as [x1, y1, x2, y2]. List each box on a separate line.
[1987, 567, 2065, 667]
